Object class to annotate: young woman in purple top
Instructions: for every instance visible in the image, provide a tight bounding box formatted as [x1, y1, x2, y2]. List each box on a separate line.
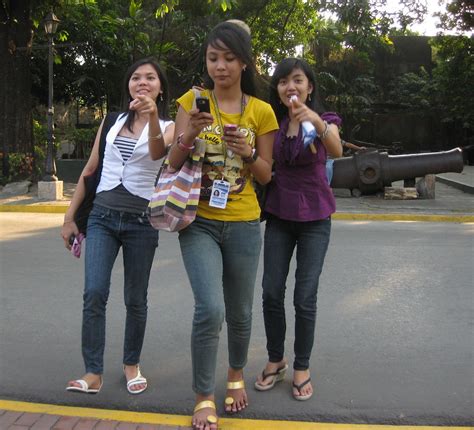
[254, 58, 342, 401]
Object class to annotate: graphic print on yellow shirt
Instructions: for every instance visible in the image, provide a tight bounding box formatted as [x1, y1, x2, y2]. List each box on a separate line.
[199, 122, 255, 198]
[177, 89, 278, 221]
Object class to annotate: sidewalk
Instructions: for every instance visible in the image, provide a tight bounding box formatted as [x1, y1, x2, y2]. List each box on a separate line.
[331, 167, 474, 222]
[1, 400, 471, 430]
[1, 167, 473, 221]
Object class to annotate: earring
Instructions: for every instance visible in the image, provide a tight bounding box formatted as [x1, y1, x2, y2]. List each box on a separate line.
[308, 93, 312, 101]
[243, 65, 247, 71]
[159, 93, 163, 102]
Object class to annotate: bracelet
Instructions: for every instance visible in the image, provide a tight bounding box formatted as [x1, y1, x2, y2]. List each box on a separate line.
[320, 121, 330, 140]
[176, 133, 195, 151]
[63, 219, 74, 224]
[148, 132, 163, 141]
[243, 148, 258, 164]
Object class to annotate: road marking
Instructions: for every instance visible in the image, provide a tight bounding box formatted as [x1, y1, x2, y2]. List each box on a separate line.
[0, 204, 69, 213]
[332, 213, 474, 223]
[0, 400, 472, 430]
[1, 205, 473, 223]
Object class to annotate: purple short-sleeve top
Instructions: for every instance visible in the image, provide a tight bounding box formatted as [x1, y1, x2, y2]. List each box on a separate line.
[264, 112, 341, 222]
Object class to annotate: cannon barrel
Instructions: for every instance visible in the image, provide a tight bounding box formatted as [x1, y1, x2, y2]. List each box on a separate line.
[331, 148, 464, 194]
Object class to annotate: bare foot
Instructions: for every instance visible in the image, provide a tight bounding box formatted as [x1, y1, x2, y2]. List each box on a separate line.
[192, 395, 217, 430]
[255, 359, 287, 389]
[225, 368, 248, 414]
[292, 369, 313, 400]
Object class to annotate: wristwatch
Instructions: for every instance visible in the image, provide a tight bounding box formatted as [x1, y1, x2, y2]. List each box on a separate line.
[243, 148, 258, 164]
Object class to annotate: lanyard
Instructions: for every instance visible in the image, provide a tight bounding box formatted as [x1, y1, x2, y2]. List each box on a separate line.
[210, 91, 246, 161]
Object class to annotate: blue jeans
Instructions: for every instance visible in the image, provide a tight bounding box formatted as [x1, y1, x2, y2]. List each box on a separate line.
[262, 215, 331, 371]
[178, 216, 262, 395]
[82, 204, 159, 374]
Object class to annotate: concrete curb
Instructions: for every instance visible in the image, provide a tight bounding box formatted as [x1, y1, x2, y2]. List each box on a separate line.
[436, 175, 474, 195]
[1, 204, 473, 223]
[332, 212, 474, 223]
[1, 400, 472, 430]
[0, 204, 69, 214]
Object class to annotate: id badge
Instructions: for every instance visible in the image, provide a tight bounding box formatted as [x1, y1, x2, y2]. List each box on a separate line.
[209, 180, 230, 209]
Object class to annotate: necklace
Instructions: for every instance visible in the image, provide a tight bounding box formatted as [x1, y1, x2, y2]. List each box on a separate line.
[210, 91, 247, 165]
[210, 91, 246, 136]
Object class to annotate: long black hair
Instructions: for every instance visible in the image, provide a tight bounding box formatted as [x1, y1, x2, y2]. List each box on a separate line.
[202, 21, 256, 96]
[269, 58, 318, 123]
[121, 57, 171, 132]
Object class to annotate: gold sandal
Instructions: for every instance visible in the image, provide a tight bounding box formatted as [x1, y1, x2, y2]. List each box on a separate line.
[193, 400, 218, 427]
[225, 380, 246, 413]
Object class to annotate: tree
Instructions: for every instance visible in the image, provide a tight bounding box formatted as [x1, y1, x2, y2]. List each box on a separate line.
[0, 0, 233, 180]
[0, 0, 69, 180]
[0, 0, 35, 177]
[436, 0, 473, 33]
[3, 0, 470, 181]
[430, 35, 473, 146]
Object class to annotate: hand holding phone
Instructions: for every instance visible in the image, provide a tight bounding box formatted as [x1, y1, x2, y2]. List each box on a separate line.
[195, 97, 210, 114]
[224, 124, 238, 156]
[224, 124, 238, 135]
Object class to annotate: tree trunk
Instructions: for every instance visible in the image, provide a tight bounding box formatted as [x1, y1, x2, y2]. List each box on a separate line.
[0, 0, 33, 178]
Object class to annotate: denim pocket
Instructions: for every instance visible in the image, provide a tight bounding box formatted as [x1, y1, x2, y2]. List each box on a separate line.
[244, 219, 260, 226]
[137, 215, 152, 226]
[90, 205, 110, 219]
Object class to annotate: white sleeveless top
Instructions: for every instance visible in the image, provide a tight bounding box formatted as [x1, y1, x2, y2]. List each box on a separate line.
[96, 114, 173, 200]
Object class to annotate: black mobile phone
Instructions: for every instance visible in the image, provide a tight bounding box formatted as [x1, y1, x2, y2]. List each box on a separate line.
[195, 97, 210, 113]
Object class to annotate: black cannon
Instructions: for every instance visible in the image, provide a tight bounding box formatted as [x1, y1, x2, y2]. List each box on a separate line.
[331, 147, 464, 195]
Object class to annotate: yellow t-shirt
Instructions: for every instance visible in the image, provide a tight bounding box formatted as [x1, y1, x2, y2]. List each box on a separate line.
[177, 89, 278, 221]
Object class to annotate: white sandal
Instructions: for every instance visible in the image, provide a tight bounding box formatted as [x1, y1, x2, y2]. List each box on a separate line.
[124, 365, 148, 395]
[66, 377, 102, 394]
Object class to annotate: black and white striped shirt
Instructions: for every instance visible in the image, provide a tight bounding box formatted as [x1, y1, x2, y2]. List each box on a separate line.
[114, 135, 138, 162]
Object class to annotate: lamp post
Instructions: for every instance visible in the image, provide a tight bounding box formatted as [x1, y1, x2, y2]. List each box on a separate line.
[42, 10, 60, 181]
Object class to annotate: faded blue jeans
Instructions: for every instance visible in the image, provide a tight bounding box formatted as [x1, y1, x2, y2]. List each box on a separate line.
[178, 216, 262, 395]
[262, 215, 331, 370]
[82, 204, 158, 375]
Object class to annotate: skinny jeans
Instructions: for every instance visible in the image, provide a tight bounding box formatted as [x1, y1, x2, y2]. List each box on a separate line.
[178, 216, 261, 395]
[82, 204, 158, 374]
[262, 215, 331, 370]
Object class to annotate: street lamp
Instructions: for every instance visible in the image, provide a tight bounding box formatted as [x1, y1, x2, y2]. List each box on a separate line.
[42, 10, 60, 181]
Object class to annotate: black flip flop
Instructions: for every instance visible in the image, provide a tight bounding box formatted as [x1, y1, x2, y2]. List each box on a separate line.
[292, 377, 313, 401]
[254, 364, 288, 391]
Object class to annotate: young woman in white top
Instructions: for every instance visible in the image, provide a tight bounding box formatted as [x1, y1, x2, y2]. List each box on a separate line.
[61, 58, 174, 396]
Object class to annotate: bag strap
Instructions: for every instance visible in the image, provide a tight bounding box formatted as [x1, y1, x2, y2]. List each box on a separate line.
[96, 111, 120, 183]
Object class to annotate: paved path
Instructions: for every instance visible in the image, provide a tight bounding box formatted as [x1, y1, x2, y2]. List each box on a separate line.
[0, 167, 473, 219]
[0, 167, 473, 430]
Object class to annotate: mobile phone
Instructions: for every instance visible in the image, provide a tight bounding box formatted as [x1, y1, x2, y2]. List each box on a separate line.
[69, 235, 76, 246]
[195, 97, 210, 113]
[224, 124, 238, 135]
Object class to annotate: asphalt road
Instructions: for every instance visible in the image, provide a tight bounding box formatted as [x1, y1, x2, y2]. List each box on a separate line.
[0, 213, 473, 426]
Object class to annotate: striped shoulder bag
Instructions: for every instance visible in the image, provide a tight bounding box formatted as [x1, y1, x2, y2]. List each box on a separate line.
[147, 138, 206, 232]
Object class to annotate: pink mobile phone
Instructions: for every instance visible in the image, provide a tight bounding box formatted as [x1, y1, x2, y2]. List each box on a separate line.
[224, 124, 238, 135]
